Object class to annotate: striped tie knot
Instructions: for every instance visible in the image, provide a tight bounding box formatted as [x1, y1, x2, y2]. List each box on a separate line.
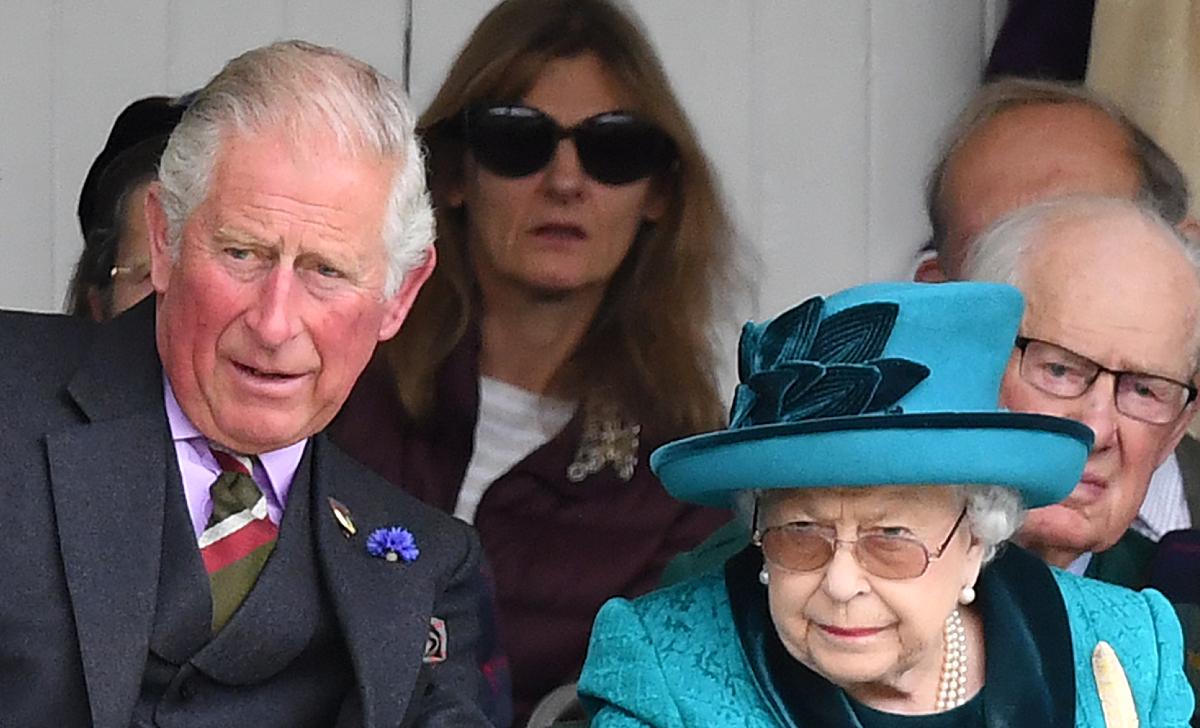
[201, 442, 278, 633]
[207, 448, 264, 527]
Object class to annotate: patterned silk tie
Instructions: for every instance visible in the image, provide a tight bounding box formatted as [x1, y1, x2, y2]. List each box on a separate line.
[198, 446, 279, 633]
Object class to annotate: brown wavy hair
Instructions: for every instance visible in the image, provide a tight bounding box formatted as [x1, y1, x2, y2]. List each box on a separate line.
[381, 0, 740, 438]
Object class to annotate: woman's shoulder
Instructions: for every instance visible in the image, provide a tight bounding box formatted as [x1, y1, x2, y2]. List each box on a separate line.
[1050, 569, 1194, 725]
[1050, 567, 1182, 654]
[581, 572, 775, 725]
[1051, 567, 1176, 625]
[594, 570, 733, 637]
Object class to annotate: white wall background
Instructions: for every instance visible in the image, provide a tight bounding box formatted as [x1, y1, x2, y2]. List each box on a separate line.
[0, 1, 1006, 319]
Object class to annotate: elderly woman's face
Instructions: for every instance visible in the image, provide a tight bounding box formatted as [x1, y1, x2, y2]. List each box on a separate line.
[760, 486, 984, 695]
[451, 51, 666, 300]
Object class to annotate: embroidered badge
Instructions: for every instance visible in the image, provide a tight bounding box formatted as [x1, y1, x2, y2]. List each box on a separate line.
[424, 617, 448, 664]
[366, 526, 420, 563]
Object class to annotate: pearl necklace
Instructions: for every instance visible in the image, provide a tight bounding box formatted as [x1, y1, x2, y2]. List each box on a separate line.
[935, 608, 968, 711]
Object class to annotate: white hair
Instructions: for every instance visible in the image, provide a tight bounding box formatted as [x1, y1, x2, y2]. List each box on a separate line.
[962, 195, 1200, 369]
[157, 40, 434, 298]
[961, 484, 1024, 564]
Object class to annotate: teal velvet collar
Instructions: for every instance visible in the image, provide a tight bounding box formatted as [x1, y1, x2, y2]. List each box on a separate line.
[725, 544, 1076, 726]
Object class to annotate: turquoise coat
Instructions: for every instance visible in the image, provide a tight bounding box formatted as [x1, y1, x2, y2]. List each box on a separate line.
[579, 546, 1193, 727]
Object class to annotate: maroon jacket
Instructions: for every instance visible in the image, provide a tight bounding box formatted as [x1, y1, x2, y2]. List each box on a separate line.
[330, 332, 730, 724]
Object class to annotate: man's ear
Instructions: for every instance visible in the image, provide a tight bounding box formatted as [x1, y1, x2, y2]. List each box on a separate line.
[1177, 216, 1200, 244]
[914, 256, 948, 282]
[377, 246, 437, 341]
[145, 183, 175, 294]
[1159, 399, 1197, 465]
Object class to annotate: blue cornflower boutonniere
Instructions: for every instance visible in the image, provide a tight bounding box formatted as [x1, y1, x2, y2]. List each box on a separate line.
[366, 526, 420, 563]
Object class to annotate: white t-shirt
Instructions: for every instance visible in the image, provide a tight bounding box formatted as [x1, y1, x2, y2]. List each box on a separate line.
[453, 376, 576, 524]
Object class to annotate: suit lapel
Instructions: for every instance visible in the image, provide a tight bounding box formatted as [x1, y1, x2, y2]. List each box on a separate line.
[312, 437, 431, 728]
[48, 299, 169, 728]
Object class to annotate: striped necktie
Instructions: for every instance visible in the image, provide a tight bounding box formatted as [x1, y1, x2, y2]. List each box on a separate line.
[199, 446, 278, 633]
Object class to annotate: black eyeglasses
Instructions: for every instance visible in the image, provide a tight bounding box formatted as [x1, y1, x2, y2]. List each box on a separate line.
[1014, 336, 1197, 425]
[458, 104, 676, 185]
[753, 506, 968, 580]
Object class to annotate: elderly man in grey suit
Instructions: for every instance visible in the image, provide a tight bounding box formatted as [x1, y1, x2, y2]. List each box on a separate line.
[0, 41, 492, 727]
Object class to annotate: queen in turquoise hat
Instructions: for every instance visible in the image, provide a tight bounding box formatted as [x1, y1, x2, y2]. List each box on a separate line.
[578, 281, 1194, 726]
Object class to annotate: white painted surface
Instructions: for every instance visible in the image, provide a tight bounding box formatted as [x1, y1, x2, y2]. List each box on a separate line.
[0, 1, 1003, 317]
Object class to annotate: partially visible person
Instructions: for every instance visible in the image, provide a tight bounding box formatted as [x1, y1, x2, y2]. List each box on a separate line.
[67, 94, 188, 320]
[916, 78, 1189, 283]
[984, 0, 1096, 82]
[329, 0, 740, 720]
[964, 196, 1200, 583]
[982, 0, 1200, 223]
[579, 281, 1193, 726]
[0, 40, 493, 726]
[918, 77, 1200, 552]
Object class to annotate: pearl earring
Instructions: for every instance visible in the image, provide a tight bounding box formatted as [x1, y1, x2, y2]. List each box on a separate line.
[758, 568, 770, 585]
[959, 585, 976, 605]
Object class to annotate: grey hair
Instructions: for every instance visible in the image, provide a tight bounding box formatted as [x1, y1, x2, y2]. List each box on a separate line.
[739, 484, 1024, 566]
[963, 195, 1200, 371]
[962, 485, 1024, 565]
[157, 40, 434, 298]
[924, 77, 1189, 261]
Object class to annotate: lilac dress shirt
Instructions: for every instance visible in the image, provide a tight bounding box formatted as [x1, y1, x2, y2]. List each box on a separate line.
[164, 379, 307, 537]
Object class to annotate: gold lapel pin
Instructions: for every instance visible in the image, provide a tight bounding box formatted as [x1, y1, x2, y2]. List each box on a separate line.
[328, 497, 357, 538]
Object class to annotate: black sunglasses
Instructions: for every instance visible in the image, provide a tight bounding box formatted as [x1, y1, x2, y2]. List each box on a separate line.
[457, 103, 677, 186]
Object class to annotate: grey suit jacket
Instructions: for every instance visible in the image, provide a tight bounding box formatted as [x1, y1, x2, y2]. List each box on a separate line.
[0, 301, 491, 728]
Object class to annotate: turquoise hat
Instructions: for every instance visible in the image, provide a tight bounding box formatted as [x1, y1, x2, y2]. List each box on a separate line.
[650, 282, 1093, 508]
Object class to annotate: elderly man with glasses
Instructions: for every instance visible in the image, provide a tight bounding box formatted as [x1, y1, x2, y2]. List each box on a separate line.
[964, 195, 1200, 581]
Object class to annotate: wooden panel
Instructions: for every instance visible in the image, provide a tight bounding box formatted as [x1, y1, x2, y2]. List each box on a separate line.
[409, 0, 494, 112]
[751, 1, 872, 313]
[866, 1, 988, 282]
[283, 0, 408, 82]
[165, 0, 286, 90]
[633, 0, 755, 295]
[0, 3, 55, 310]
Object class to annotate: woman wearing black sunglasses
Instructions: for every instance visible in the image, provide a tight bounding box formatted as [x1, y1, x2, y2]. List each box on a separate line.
[330, 0, 743, 723]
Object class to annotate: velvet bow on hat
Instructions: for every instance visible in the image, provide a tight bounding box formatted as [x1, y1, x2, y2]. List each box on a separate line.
[651, 281, 1093, 508]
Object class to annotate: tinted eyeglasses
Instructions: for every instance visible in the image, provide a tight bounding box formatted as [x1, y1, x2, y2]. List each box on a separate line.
[1014, 336, 1197, 425]
[459, 104, 677, 185]
[753, 507, 968, 580]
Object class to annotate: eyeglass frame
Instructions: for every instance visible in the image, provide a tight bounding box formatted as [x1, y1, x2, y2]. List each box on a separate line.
[110, 260, 151, 282]
[1013, 336, 1197, 425]
[752, 502, 969, 580]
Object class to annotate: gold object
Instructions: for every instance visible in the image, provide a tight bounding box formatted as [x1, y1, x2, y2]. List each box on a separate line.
[1092, 641, 1138, 727]
[567, 400, 640, 483]
[110, 260, 151, 281]
[328, 497, 357, 537]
